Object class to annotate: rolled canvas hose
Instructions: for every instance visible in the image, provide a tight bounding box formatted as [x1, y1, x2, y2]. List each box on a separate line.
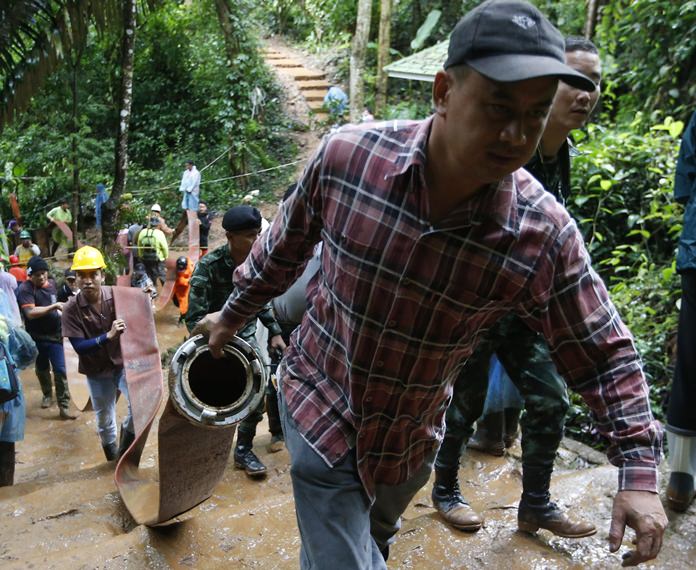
[64, 339, 93, 412]
[112, 286, 266, 526]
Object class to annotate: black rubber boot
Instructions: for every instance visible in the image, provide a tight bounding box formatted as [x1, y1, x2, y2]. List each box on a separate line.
[431, 466, 483, 531]
[0, 442, 15, 486]
[118, 429, 136, 458]
[102, 442, 119, 461]
[503, 407, 521, 448]
[518, 464, 596, 538]
[467, 411, 505, 456]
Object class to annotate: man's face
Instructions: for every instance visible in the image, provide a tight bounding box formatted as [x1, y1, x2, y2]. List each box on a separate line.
[548, 50, 602, 133]
[434, 68, 558, 184]
[76, 269, 103, 295]
[61, 202, 69, 211]
[150, 210, 160, 218]
[198, 203, 208, 214]
[30, 270, 48, 288]
[185, 163, 193, 171]
[66, 277, 78, 292]
[21, 239, 31, 248]
[226, 228, 260, 260]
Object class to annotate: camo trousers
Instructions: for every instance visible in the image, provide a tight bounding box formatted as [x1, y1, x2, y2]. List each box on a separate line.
[436, 314, 569, 471]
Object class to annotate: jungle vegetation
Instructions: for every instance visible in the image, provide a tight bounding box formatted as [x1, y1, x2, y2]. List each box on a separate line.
[1, 0, 695, 445]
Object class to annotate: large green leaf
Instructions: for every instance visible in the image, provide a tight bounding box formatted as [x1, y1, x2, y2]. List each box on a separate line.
[410, 10, 441, 52]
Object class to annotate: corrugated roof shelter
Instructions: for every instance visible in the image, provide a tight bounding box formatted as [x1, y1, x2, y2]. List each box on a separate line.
[383, 40, 448, 82]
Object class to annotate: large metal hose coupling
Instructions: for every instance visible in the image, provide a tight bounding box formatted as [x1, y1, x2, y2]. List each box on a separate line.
[168, 334, 267, 428]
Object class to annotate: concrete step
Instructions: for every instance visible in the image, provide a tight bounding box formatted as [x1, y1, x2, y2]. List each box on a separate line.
[270, 59, 306, 69]
[306, 100, 326, 111]
[302, 89, 327, 102]
[284, 68, 327, 81]
[298, 81, 330, 92]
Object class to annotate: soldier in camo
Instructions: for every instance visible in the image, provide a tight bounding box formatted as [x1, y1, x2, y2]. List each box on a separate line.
[186, 205, 286, 478]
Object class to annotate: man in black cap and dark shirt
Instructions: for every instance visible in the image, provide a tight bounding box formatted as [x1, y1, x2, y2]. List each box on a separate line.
[16, 256, 76, 419]
[186, 205, 287, 478]
[202, 1, 666, 567]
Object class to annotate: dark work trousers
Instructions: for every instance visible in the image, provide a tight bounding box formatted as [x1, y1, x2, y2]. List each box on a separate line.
[143, 259, 166, 287]
[436, 314, 569, 473]
[667, 271, 696, 434]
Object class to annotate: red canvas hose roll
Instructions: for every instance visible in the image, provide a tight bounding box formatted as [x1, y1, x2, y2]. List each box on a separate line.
[112, 286, 266, 526]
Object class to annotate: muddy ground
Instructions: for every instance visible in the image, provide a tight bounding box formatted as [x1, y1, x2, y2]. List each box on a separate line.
[1, 288, 694, 568]
[2, 37, 694, 570]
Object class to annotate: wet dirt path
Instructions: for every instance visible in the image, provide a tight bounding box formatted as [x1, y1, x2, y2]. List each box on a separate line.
[2, 39, 695, 570]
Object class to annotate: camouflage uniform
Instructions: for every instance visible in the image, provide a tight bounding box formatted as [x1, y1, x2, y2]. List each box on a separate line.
[437, 143, 572, 476]
[186, 244, 282, 441]
[435, 315, 569, 473]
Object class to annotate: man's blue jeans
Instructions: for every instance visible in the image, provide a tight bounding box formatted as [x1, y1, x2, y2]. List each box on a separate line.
[278, 381, 436, 569]
[86, 368, 133, 446]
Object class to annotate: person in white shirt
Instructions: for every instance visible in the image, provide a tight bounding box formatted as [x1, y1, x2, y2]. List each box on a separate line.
[171, 160, 201, 242]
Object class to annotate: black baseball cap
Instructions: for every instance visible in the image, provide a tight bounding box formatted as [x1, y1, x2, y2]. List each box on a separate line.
[444, 0, 596, 92]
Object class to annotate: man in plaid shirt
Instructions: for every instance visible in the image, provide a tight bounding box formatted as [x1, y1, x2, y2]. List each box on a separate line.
[204, 1, 666, 567]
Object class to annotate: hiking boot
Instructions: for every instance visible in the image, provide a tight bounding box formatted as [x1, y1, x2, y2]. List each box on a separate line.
[432, 468, 483, 531]
[518, 498, 596, 538]
[234, 445, 267, 478]
[467, 412, 505, 457]
[267, 434, 285, 454]
[59, 406, 78, 420]
[41, 394, 53, 409]
[102, 442, 119, 461]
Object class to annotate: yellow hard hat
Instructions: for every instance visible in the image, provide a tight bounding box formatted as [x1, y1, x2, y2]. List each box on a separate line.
[71, 245, 106, 271]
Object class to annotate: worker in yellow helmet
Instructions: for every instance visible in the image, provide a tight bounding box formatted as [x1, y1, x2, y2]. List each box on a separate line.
[61, 246, 134, 461]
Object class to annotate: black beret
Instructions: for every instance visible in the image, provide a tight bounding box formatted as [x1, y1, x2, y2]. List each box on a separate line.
[27, 256, 49, 274]
[222, 205, 262, 232]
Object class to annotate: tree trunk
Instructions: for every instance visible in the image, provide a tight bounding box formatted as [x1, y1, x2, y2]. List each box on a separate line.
[69, 45, 84, 250]
[350, 0, 373, 123]
[102, 0, 137, 251]
[375, 0, 392, 117]
[584, 0, 600, 39]
[214, 0, 249, 188]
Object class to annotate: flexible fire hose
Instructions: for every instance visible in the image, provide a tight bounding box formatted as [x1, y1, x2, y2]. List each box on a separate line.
[112, 286, 266, 526]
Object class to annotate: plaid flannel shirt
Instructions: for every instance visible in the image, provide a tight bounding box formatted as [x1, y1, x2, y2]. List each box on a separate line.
[222, 117, 662, 498]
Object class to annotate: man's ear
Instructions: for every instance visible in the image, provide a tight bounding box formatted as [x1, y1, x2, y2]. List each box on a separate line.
[432, 70, 452, 116]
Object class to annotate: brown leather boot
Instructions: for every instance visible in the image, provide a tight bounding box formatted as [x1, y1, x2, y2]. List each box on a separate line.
[518, 499, 596, 538]
[431, 467, 483, 531]
[518, 465, 595, 538]
[467, 412, 505, 456]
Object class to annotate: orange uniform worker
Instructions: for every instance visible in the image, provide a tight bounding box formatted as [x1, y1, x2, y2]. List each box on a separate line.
[8, 256, 27, 283]
[172, 256, 193, 322]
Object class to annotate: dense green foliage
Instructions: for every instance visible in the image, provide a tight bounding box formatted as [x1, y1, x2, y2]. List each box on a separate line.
[1, 0, 693, 449]
[564, 115, 684, 445]
[0, 0, 295, 235]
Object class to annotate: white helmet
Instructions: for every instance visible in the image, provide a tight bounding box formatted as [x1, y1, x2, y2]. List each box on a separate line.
[151, 203, 161, 213]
